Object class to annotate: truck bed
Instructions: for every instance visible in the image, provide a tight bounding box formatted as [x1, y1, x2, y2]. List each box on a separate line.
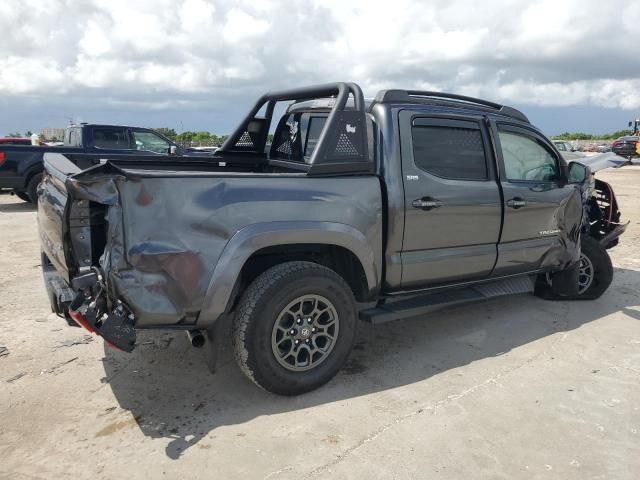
[39, 152, 382, 332]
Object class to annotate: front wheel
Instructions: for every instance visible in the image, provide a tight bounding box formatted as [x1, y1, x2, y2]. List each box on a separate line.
[538, 236, 613, 300]
[233, 261, 357, 395]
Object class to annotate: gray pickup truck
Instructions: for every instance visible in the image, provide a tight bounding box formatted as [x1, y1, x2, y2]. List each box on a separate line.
[38, 83, 627, 395]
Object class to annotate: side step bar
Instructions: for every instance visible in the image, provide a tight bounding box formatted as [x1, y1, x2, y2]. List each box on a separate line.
[360, 276, 534, 324]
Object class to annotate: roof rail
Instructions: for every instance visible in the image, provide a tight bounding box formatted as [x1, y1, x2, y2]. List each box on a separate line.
[374, 89, 529, 123]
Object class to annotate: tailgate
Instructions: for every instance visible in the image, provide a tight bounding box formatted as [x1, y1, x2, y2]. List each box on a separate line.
[38, 153, 82, 282]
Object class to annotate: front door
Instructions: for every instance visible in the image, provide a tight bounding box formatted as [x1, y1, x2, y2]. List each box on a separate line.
[492, 123, 580, 276]
[399, 113, 502, 289]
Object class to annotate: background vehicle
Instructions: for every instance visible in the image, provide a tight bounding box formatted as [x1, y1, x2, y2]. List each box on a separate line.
[612, 136, 639, 158]
[0, 137, 32, 145]
[38, 83, 626, 395]
[0, 124, 212, 202]
[552, 140, 585, 160]
[552, 140, 575, 152]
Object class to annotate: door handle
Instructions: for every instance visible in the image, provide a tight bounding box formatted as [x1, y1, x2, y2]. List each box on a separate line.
[506, 197, 527, 209]
[412, 197, 443, 210]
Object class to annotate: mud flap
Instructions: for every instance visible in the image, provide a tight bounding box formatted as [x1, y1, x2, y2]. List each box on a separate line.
[549, 261, 580, 297]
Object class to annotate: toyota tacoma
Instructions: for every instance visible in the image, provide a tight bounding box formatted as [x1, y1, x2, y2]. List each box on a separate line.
[38, 82, 627, 395]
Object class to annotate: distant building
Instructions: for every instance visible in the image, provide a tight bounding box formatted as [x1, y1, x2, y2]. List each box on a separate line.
[40, 128, 65, 141]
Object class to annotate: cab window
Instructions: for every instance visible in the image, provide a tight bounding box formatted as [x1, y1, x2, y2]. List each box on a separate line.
[498, 129, 559, 182]
[92, 127, 130, 149]
[411, 124, 488, 180]
[131, 130, 171, 154]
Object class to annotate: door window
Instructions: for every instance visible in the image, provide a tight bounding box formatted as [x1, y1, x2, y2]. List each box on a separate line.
[411, 125, 487, 180]
[92, 127, 130, 149]
[499, 130, 559, 182]
[131, 130, 171, 154]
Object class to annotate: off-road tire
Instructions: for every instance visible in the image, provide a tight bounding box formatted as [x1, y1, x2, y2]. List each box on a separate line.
[14, 191, 30, 202]
[26, 173, 43, 204]
[537, 236, 613, 300]
[233, 261, 357, 395]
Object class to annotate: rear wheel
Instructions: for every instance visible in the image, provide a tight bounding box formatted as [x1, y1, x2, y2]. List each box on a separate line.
[27, 173, 43, 203]
[233, 261, 357, 395]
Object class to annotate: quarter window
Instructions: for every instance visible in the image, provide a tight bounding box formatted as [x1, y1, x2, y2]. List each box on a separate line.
[411, 125, 488, 180]
[499, 130, 559, 182]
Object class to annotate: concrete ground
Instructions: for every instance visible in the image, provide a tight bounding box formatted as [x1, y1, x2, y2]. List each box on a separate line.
[1, 167, 639, 480]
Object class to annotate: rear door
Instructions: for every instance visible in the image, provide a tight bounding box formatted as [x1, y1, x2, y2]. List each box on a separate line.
[398, 112, 502, 288]
[492, 123, 577, 276]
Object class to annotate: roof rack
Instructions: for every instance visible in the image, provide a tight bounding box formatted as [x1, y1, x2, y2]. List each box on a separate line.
[374, 89, 529, 123]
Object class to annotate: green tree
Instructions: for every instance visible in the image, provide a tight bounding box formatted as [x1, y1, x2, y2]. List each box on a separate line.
[193, 131, 212, 143]
[153, 128, 177, 141]
[602, 129, 632, 140]
[176, 131, 196, 143]
[24, 131, 33, 137]
[7, 132, 22, 137]
[552, 129, 634, 141]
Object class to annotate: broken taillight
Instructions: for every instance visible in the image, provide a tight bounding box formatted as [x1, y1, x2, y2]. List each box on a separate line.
[68, 309, 97, 334]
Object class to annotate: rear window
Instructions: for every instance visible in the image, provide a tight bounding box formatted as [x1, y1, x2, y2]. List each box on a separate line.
[302, 115, 327, 158]
[92, 127, 130, 149]
[411, 125, 488, 180]
[271, 113, 328, 162]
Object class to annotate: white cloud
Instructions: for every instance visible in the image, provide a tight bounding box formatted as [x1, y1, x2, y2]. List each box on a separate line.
[0, 0, 639, 115]
[222, 8, 271, 43]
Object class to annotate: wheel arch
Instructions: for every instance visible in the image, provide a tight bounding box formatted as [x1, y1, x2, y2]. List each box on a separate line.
[17, 165, 44, 191]
[198, 221, 381, 327]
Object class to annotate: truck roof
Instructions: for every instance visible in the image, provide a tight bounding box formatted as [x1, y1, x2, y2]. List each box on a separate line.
[288, 89, 529, 124]
[67, 123, 156, 130]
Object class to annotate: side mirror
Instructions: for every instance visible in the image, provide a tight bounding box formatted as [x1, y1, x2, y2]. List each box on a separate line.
[169, 145, 178, 155]
[567, 161, 591, 184]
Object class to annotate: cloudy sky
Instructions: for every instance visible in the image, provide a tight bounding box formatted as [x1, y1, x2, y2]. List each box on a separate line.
[1, 0, 639, 136]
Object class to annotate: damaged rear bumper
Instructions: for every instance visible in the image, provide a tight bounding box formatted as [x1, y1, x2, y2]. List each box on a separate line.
[42, 260, 137, 352]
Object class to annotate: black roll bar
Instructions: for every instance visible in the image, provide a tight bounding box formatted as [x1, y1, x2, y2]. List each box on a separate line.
[219, 82, 367, 168]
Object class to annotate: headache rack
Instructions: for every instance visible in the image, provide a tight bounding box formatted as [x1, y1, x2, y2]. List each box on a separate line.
[374, 89, 530, 123]
[218, 82, 371, 175]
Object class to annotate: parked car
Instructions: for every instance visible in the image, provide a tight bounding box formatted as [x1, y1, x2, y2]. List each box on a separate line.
[552, 140, 575, 152]
[612, 136, 639, 158]
[0, 124, 213, 203]
[0, 137, 32, 145]
[552, 140, 584, 160]
[38, 83, 627, 395]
